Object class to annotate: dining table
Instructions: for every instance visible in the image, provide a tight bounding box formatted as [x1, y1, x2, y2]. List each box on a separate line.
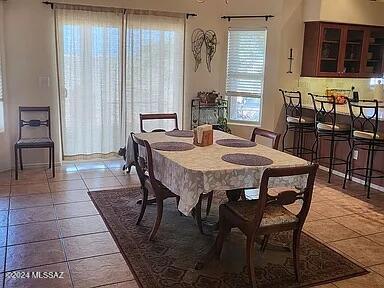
[132, 130, 309, 216]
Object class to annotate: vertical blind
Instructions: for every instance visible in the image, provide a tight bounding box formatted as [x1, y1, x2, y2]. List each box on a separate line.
[55, 6, 185, 157]
[226, 28, 267, 98]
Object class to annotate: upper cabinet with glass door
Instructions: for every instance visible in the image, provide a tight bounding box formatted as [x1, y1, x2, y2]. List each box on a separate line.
[302, 22, 384, 78]
[362, 28, 384, 77]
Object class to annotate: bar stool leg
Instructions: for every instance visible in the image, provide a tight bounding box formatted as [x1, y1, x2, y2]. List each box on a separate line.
[367, 144, 375, 199]
[347, 138, 353, 180]
[282, 125, 288, 153]
[299, 126, 304, 158]
[343, 145, 354, 189]
[311, 133, 319, 163]
[365, 144, 372, 187]
[328, 135, 335, 183]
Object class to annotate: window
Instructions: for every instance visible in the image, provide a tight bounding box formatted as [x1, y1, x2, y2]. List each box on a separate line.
[226, 28, 267, 124]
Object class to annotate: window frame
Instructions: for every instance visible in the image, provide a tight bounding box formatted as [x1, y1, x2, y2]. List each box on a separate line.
[225, 27, 267, 126]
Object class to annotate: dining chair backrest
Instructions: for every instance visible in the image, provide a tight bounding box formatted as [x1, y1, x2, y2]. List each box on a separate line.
[309, 93, 337, 130]
[347, 98, 379, 137]
[139, 113, 179, 133]
[250, 127, 280, 150]
[251, 164, 318, 236]
[131, 133, 162, 193]
[280, 89, 304, 121]
[18, 106, 51, 140]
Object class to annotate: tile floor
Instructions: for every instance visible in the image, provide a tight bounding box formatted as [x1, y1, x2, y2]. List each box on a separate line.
[1, 160, 384, 287]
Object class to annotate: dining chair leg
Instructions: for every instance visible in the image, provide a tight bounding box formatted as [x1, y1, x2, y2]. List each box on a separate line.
[52, 145, 55, 178]
[14, 145, 18, 180]
[176, 196, 182, 216]
[260, 234, 270, 252]
[48, 147, 52, 169]
[194, 196, 204, 234]
[328, 135, 335, 183]
[136, 187, 148, 225]
[214, 212, 231, 258]
[206, 191, 213, 217]
[292, 229, 301, 283]
[19, 148, 23, 171]
[246, 236, 257, 288]
[149, 198, 164, 241]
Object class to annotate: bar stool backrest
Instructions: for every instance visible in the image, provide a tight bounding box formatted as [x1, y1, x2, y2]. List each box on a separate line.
[309, 93, 337, 131]
[347, 99, 379, 137]
[280, 89, 304, 121]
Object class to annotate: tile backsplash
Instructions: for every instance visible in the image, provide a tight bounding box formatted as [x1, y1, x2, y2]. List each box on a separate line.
[298, 77, 384, 105]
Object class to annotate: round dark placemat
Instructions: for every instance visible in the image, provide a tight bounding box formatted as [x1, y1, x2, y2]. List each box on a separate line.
[165, 130, 194, 138]
[151, 142, 195, 151]
[222, 153, 273, 166]
[216, 139, 257, 148]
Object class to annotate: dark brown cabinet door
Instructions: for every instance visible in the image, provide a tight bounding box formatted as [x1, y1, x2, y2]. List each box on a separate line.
[341, 28, 365, 77]
[301, 21, 384, 78]
[318, 23, 343, 77]
[362, 28, 384, 77]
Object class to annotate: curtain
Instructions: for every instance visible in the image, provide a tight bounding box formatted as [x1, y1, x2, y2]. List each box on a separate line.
[55, 7, 185, 157]
[124, 12, 184, 133]
[0, 1, 5, 132]
[56, 6, 124, 156]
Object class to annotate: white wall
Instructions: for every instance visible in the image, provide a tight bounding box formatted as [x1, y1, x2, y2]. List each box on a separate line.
[15, 0, 384, 169]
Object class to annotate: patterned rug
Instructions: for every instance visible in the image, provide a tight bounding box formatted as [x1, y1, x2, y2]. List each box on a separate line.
[89, 188, 368, 288]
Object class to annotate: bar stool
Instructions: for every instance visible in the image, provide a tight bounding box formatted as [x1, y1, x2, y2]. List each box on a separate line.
[280, 89, 315, 158]
[343, 99, 384, 198]
[310, 94, 351, 183]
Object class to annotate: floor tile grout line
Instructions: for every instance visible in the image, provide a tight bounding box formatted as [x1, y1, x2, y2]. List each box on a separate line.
[2, 182, 11, 288]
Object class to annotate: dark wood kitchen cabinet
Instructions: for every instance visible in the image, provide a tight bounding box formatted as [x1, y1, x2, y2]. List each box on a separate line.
[301, 22, 384, 78]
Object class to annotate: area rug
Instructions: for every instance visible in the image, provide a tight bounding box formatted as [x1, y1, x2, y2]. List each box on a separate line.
[89, 188, 368, 288]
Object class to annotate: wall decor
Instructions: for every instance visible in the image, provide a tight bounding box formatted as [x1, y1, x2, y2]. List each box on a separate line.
[192, 28, 205, 72]
[287, 48, 294, 73]
[191, 29, 217, 72]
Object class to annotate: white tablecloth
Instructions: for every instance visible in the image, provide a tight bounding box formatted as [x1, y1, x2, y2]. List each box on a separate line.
[135, 130, 309, 215]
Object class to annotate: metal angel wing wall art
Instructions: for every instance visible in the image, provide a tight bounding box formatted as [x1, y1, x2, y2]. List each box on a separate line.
[191, 28, 217, 73]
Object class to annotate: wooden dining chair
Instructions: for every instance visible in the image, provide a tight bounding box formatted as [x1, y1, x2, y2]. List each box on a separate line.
[250, 127, 281, 150]
[238, 128, 281, 201]
[131, 133, 213, 239]
[197, 164, 318, 287]
[139, 113, 179, 133]
[14, 107, 55, 180]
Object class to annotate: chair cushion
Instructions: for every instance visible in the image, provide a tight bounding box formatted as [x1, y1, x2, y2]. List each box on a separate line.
[226, 200, 298, 227]
[16, 137, 53, 147]
[286, 116, 313, 124]
[353, 130, 384, 140]
[317, 122, 350, 131]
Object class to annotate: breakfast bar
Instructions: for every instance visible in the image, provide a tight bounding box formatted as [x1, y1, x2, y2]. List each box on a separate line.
[300, 102, 384, 188]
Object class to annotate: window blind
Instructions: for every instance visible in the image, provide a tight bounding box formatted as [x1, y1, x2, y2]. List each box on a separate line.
[226, 28, 267, 98]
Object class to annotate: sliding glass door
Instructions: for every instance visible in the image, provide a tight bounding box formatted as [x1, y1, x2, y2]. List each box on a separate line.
[55, 6, 184, 157]
[56, 7, 123, 157]
[124, 12, 184, 133]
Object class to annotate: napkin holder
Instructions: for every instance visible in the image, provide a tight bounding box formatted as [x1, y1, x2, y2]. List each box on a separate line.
[193, 130, 213, 147]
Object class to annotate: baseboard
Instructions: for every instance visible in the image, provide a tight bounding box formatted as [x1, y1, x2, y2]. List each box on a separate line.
[318, 165, 384, 193]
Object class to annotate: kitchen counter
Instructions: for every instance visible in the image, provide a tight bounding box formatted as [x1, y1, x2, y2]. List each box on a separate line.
[302, 102, 384, 121]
